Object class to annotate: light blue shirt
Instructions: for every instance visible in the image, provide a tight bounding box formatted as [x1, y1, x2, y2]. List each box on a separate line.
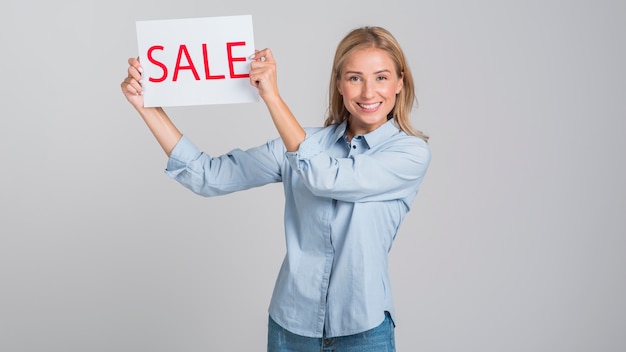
[165, 119, 431, 338]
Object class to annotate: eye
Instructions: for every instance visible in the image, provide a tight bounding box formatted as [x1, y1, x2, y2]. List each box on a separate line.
[348, 76, 361, 82]
[376, 75, 389, 81]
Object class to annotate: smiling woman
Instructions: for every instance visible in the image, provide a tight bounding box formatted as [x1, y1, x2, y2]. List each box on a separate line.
[120, 25, 431, 352]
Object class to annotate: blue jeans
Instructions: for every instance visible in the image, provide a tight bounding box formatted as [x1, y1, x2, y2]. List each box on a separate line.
[267, 312, 396, 352]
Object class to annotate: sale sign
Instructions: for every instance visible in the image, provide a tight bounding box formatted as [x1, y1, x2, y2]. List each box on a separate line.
[136, 15, 259, 107]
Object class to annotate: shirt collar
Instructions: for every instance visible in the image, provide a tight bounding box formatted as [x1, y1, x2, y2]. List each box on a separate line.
[332, 119, 401, 148]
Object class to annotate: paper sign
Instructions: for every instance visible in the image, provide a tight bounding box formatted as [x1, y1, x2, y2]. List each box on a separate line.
[136, 15, 259, 107]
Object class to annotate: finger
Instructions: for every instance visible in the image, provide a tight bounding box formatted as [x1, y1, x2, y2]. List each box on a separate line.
[248, 50, 262, 62]
[127, 74, 144, 95]
[121, 78, 136, 95]
[128, 56, 141, 67]
[122, 76, 143, 96]
[127, 57, 143, 79]
[129, 77, 143, 95]
[249, 48, 273, 63]
[258, 48, 274, 63]
[127, 65, 142, 81]
[121, 77, 135, 95]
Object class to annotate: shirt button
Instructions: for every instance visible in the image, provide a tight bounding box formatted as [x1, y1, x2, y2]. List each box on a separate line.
[352, 145, 356, 149]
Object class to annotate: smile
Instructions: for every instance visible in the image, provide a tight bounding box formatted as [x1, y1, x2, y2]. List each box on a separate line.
[358, 102, 381, 110]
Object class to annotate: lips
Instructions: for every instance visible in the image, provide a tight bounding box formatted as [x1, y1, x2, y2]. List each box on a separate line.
[358, 102, 381, 111]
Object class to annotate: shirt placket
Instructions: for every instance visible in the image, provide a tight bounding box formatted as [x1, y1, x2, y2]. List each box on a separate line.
[347, 135, 365, 155]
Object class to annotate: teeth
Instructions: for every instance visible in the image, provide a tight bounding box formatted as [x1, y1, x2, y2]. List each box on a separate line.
[360, 103, 380, 109]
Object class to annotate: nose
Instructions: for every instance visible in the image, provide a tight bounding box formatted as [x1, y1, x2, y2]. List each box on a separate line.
[361, 79, 374, 99]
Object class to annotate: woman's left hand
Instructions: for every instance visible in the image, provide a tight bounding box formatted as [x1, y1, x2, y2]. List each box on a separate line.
[249, 48, 280, 101]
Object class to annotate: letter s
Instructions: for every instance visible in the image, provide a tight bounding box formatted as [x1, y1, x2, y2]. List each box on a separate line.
[147, 45, 168, 83]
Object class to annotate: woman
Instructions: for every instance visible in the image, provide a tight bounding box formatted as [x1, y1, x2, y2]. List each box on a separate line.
[121, 25, 430, 352]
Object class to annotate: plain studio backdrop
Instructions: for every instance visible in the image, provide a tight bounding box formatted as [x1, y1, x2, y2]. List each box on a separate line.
[1, 1, 624, 351]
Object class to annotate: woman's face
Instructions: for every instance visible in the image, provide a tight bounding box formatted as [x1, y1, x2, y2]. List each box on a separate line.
[337, 47, 403, 136]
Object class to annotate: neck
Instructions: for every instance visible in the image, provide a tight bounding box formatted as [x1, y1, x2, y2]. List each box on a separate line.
[346, 118, 386, 139]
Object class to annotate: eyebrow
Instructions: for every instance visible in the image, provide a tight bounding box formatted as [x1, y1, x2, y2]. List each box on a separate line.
[343, 69, 393, 75]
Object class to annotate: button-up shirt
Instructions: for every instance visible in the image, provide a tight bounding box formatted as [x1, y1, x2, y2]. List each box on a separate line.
[165, 119, 431, 338]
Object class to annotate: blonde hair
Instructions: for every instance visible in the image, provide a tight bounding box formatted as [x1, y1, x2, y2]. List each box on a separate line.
[324, 26, 428, 142]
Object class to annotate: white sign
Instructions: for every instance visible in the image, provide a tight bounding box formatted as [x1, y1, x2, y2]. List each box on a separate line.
[136, 15, 259, 107]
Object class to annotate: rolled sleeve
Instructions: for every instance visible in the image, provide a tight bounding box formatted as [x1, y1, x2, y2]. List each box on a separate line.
[285, 133, 323, 172]
[165, 135, 202, 178]
[163, 135, 284, 197]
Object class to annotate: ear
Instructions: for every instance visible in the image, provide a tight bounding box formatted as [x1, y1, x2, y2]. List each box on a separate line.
[337, 81, 343, 95]
[396, 72, 404, 95]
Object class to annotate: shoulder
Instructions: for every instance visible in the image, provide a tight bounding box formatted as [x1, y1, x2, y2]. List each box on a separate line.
[382, 131, 431, 163]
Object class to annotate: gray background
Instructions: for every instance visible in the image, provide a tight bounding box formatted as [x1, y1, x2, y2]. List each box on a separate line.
[1, 1, 625, 351]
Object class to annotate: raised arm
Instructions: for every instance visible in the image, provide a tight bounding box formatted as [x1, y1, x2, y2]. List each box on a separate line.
[248, 49, 306, 152]
[120, 57, 182, 156]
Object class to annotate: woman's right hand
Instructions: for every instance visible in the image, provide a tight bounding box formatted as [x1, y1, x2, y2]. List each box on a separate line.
[120, 57, 145, 111]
